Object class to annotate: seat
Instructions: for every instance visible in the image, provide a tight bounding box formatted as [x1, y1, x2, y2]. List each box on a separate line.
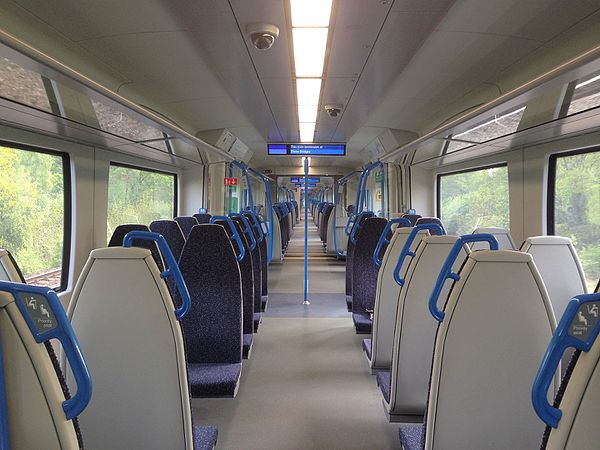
[178, 224, 243, 397]
[351, 217, 388, 334]
[150, 219, 186, 260]
[175, 216, 199, 238]
[68, 236, 218, 449]
[378, 236, 468, 421]
[326, 209, 348, 256]
[108, 223, 164, 270]
[244, 211, 268, 311]
[345, 212, 374, 311]
[193, 213, 212, 224]
[0, 248, 24, 282]
[471, 226, 516, 250]
[400, 249, 557, 450]
[269, 207, 283, 263]
[414, 217, 445, 232]
[401, 214, 422, 226]
[532, 293, 600, 450]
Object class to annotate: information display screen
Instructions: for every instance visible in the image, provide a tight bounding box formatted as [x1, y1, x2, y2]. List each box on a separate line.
[295, 183, 317, 188]
[291, 177, 320, 183]
[268, 143, 345, 156]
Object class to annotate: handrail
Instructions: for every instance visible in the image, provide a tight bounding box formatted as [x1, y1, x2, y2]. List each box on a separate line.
[243, 210, 265, 243]
[372, 218, 412, 267]
[393, 223, 446, 286]
[532, 293, 600, 428]
[350, 211, 375, 244]
[1, 281, 92, 420]
[230, 213, 257, 251]
[209, 216, 246, 262]
[247, 167, 274, 263]
[428, 234, 499, 322]
[123, 231, 191, 320]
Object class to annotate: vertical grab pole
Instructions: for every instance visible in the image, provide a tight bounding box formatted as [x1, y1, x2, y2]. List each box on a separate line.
[303, 157, 310, 305]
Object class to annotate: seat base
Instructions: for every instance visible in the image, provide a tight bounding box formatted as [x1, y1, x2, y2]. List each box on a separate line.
[398, 425, 424, 450]
[253, 312, 262, 332]
[352, 312, 372, 334]
[243, 334, 253, 359]
[188, 363, 242, 398]
[362, 338, 372, 361]
[376, 369, 391, 404]
[193, 425, 218, 450]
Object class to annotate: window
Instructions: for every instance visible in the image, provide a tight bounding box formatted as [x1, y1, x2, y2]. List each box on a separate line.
[445, 107, 526, 153]
[566, 71, 600, 116]
[0, 143, 70, 289]
[438, 164, 510, 236]
[0, 56, 53, 112]
[107, 164, 177, 242]
[549, 149, 600, 291]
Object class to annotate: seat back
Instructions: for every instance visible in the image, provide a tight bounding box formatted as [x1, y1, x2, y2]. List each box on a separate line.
[0, 249, 24, 282]
[326, 210, 348, 256]
[345, 213, 373, 298]
[178, 225, 243, 364]
[387, 236, 468, 416]
[150, 220, 186, 261]
[243, 212, 268, 300]
[108, 224, 164, 270]
[67, 245, 194, 449]
[402, 214, 422, 226]
[415, 217, 445, 231]
[269, 207, 283, 263]
[174, 216, 199, 238]
[370, 227, 427, 370]
[471, 226, 516, 250]
[521, 236, 588, 321]
[424, 250, 557, 450]
[193, 213, 212, 224]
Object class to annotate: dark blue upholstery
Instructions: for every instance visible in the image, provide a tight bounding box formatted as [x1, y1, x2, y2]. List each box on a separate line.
[193, 425, 218, 450]
[362, 338, 372, 361]
[243, 212, 268, 308]
[321, 204, 334, 243]
[253, 312, 262, 332]
[377, 369, 392, 404]
[108, 224, 164, 271]
[175, 216, 199, 238]
[345, 214, 371, 309]
[188, 363, 242, 397]
[398, 425, 425, 450]
[351, 217, 388, 334]
[402, 214, 422, 226]
[194, 213, 212, 224]
[149, 220, 186, 260]
[243, 334, 253, 358]
[178, 224, 243, 397]
[232, 216, 262, 324]
[415, 217, 445, 234]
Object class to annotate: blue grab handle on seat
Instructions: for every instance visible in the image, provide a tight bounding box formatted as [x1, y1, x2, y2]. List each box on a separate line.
[532, 293, 600, 428]
[123, 231, 191, 320]
[373, 218, 412, 268]
[230, 213, 257, 251]
[393, 223, 446, 286]
[244, 210, 265, 243]
[349, 211, 375, 244]
[428, 233, 499, 322]
[0, 281, 92, 421]
[345, 213, 357, 236]
[210, 216, 246, 262]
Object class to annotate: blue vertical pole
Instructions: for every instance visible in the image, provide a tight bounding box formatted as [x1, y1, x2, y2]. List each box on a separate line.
[303, 157, 310, 305]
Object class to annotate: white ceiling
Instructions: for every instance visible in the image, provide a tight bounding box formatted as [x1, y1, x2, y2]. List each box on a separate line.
[1, 0, 600, 170]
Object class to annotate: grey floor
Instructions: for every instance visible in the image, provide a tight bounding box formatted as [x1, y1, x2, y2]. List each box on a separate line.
[193, 212, 400, 449]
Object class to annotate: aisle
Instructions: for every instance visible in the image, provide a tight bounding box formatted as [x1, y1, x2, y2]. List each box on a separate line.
[193, 212, 399, 449]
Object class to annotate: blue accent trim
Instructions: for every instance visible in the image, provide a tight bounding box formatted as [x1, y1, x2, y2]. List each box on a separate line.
[244, 210, 265, 243]
[392, 223, 446, 286]
[0, 332, 9, 450]
[532, 293, 600, 428]
[428, 233, 499, 322]
[0, 281, 92, 420]
[229, 213, 257, 251]
[349, 211, 375, 244]
[210, 216, 247, 262]
[372, 218, 412, 267]
[123, 231, 191, 320]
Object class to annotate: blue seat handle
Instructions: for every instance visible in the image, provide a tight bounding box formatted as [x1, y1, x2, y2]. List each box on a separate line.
[210, 216, 246, 262]
[373, 218, 412, 268]
[344, 213, 357, 236]
[230, 213, 257, 251]
[428, 233, 499, 322]
[392, 223, 446, 286]
[349, 211, 375, 244]
[532, 293, 600, 428]
[123, 231, 191, 320]
[0, 281, 92, 421]
[244, 210, 265, 243]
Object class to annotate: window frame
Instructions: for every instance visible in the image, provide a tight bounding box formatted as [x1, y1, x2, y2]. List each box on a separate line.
[108, 161, 178, 220]
[0, 140, 72, 291]
[436, 162, 509, 225]
[547, 147, 600, 235]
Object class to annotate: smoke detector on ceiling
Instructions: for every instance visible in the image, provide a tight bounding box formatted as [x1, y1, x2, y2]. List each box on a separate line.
[246, 23, 280, 50]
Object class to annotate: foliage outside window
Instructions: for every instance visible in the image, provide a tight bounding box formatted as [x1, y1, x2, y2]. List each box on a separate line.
[567, 71, 600, 116]
[0, 56, 52, 112]
[551, 150, 600, 291]
[438, 165, 510, 236]
[107, 164, 176, 242]
[0, 145, 67, 288]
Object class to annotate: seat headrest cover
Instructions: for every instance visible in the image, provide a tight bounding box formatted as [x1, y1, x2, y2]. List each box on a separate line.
[108, 224, 164, 270]
[149, 220, 185, 259]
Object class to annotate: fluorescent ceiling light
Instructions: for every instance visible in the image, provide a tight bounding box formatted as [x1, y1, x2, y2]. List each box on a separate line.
[299, 122, 316, 142]
[296, 78, 322, 106]
[293, 28, 328, 77]
[291, 0, 332, 27]
[298, 104, 318, 123]
[576, 73, 600, 89]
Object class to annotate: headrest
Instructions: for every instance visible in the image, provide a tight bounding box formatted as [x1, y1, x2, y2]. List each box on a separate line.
[0, 248, 26, 283]
[472, 227, 516, 250]
[401, 214, 422, 226]
[193, 213, 212, 224]
[174, 216, 199, 238]
[149, 220, 185, 260]
[415, 217, 445, 234]
[108, 224, 164, 271]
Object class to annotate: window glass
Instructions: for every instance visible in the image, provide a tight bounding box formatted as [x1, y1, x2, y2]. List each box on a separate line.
[91, 100, 168, 151]
[0, 56, 52, 112]
[445, 107, 526, 153]
[552, 150, 600, 291]
[107, 164, 176, 242]
[567, 71, 600, 116]
[438, 165, 510, 236]
[0, 144, 68, 288]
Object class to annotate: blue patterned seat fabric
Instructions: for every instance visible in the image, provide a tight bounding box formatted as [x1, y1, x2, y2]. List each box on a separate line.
[362, 338, 372, 361]
[193, 425, 218, 450]
[401, 214, 422, 226]
[149, 219, 186, 260]
[415, 217, 445, 234]
[376, 369, 392, 404]
[194, 213, 212, 224]
[174, 216, 199, 238]
[108, 224, 164, 271]
[398, 424, 425, 450]
[243, 211, 268, 310]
